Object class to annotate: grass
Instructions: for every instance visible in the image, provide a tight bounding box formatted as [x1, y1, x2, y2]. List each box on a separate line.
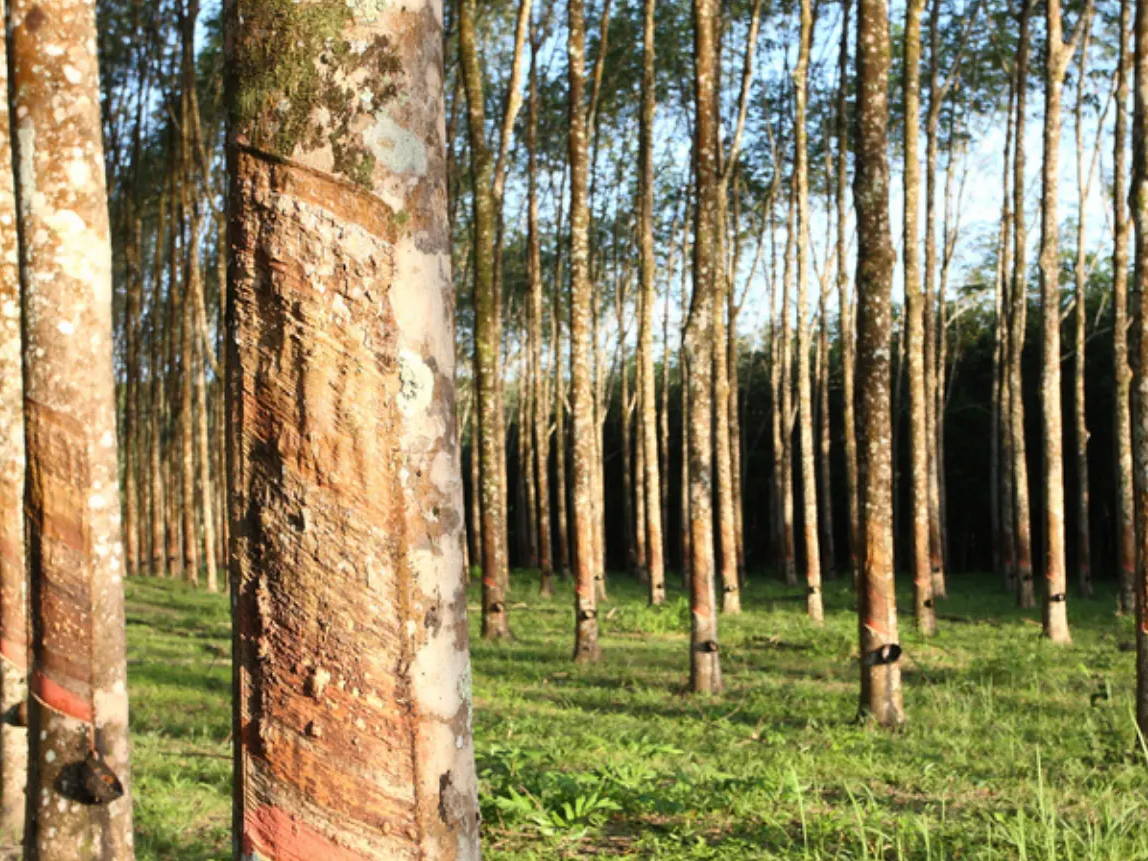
[125, 570, 1148, 859]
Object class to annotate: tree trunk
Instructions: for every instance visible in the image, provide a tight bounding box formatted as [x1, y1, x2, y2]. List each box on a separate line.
[780, 190, 798, 587]
[0, 12, 27, 838]
[225, 1, 481, 855]
[854, 0, 905, 726]
[1037, 0, 1087, 644]
[837, 0, 860, 582]
[459, 0, 511, 640]
[1011, 0, 1037, 610]
[794, 0, 822, 622]
[688, 0, 722, 694]
[11, 0, 135, 852]
[527, 34, 554, 597]
[1116, 0, 1136, 617]
[903, 0, 937, 636]
[1072, 23, 1094, 599]
[1132, 0, 1148, 735]
[638, 0, 666, 601]
[568, 0, 602, 662]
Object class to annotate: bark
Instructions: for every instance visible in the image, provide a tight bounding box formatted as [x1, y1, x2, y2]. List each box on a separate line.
[816, 194, 835, 579]
[637, 0, 666, 602]
[11, 0, 135, 853]
[903, 0, 936, 636]
[527, 35, 554, 597]
[995, 76, 1017, 593]
[1132, 0, 1148, 734]
[1011, 0, 1037, 610]
[1072, 23, 1094, 599]
[226, 1, 480, 856]
[794, 0, 822, 623]
[1038, 0, 1090, 644]
[688, 0, 722, 694]
[854, 0, 905, 726]
[0, 8, 28, 838]
[836, 0, 860, 581]
[459, 0, 511, 639]
[1116, 0, 1136, 616]
[780, 189, 798, 587]
[569, 0, 602, 662]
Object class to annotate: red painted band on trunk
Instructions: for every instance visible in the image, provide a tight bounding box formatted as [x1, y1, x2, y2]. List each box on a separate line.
[862, 620, 890, 641]
[244, 804, 371, 861]
[30, 672, 92, 723]
[0, 637, 26, 670]
[482, 578, 496, 588]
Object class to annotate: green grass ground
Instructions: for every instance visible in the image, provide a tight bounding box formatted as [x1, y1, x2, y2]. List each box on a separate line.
[126, 570, 1148, 859]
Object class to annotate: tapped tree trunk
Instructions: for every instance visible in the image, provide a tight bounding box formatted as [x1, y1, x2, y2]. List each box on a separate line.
[854, 0, 905, 726]
[225, 1, 481, 856]
[638, 0, 666, 604]
[1115, 0, 1136, 616]
[903, 0, 936, 636]
[688, 0, 722, 694]
[0, 8, 28, 838]
[794, 0, 822, 623]
[10, 0, 135, 853]
[569, 0, 602, 662]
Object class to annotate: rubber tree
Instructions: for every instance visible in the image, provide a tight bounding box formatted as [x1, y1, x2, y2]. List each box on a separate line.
[225, 0, 480, 856]
[10, 0, 135, 854]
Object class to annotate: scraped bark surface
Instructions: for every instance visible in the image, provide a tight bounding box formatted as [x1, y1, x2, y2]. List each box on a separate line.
[225, 1, 480, 857]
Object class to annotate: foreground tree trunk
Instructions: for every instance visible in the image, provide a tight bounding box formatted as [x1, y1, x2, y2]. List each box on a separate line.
[903, 0, 936, 636]
[226, 1, 480, 856]
[0, 8, 27, 839]
[688, 0, 722, 694]
[10, 0, 134, 853]
[854, 0, 904, 726]
[568, 0, 602, 662]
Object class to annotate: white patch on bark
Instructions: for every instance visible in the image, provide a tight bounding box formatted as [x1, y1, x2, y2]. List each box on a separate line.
[397, 349, 433, 418]
[363, 114, 427, 176]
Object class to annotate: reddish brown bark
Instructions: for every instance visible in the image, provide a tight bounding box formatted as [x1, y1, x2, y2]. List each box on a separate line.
[0, 4, 28, 838]
[225, 1, 480, 856]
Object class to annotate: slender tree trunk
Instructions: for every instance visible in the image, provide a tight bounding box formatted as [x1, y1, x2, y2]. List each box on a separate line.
[0, 15, 28, 838]
[527, 34, 554, 597]
[638, 0, 666, 603]
[1038, 0, 1089, 644]
[780, 190, 798, 587]
[816, 236, 836, 579]
[11, 0, 135, 851]
[688, 0, 722, 694]
[1132, 0, 1148, 734]
[459, 0, 511, 639]
[996, 77, 1017, 593]
[794, 0, 822, 622]
[1116, 0, 1136, 616]
[1072, 24, 1094, 599]
[1011, 0, 1037, 610]
[568, 0, 602, 662]
[225, 1, 480, 855]
[837, 0, 860, 581]
[903, 0, 937, 636]
[854, 0, 905, 726]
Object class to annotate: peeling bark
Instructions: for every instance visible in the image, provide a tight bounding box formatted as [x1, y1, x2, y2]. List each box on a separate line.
[225, 1, 480, 857]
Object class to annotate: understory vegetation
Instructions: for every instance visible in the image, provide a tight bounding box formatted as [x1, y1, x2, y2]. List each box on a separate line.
[127, 572, 1146, 859]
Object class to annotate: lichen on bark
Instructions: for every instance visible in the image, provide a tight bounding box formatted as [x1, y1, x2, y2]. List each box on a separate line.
[232, 0, 402, 186]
